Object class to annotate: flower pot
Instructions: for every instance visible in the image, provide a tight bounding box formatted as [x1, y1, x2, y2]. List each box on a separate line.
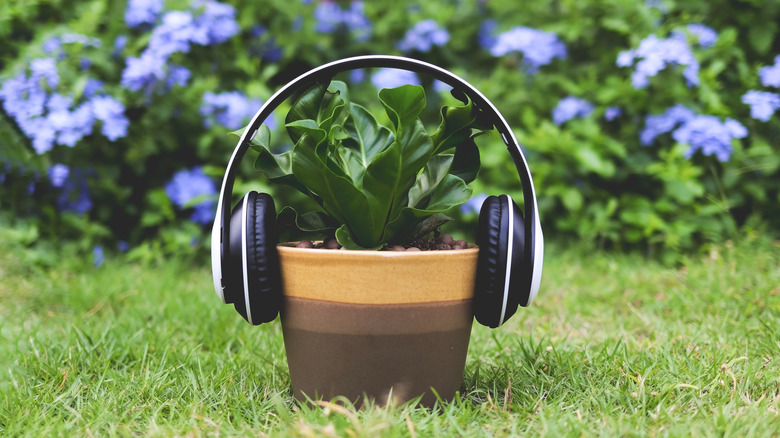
[277, 244, 478, 406]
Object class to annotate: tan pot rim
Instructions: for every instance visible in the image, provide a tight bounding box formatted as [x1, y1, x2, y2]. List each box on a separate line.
[277, 243, 479, 304]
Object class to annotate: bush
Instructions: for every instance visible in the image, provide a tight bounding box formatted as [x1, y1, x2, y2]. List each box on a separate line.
[1, 0, 779, 263]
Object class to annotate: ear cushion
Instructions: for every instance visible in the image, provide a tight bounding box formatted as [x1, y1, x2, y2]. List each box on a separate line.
[474, 195, 526, 328]
[243, 191, 282, 324]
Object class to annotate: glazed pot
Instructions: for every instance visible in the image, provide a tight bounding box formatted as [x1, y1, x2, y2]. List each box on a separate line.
[277, 244, 478, 406]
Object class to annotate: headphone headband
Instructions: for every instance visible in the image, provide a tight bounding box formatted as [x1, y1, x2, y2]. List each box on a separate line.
[212, 55, 542, 306]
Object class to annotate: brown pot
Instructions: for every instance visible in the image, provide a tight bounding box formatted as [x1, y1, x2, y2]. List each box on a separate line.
[277, 244, 478, 407]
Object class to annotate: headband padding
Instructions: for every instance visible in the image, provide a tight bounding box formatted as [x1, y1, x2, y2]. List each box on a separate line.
[474, 195, 507, 328]
[244, 192, 282, 324]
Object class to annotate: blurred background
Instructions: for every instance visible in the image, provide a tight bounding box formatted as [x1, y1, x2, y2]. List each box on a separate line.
[2, 0, 779, 265]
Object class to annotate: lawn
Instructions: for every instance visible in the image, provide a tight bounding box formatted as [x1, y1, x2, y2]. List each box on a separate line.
[1, 232, 779, 437]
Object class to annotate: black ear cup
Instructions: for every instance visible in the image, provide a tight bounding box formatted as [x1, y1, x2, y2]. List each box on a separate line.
[474, 194, 526, 328]
[226, 191, 282, 325]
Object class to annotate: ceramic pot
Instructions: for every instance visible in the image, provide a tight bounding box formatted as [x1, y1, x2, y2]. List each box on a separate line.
[277, 244, 478, 406]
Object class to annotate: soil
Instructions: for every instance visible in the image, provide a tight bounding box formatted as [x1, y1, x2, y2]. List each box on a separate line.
[294, 233, 470, 251]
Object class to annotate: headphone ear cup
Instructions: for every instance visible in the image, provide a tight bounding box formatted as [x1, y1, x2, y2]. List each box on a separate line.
[226, 191, 281, 325]
[474, 195, 526, 328]
[244, 191, 282, 324]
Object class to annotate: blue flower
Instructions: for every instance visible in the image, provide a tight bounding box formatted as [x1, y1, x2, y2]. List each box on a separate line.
[200, 91, 271, 131]
[759, 55, 780, 88]
[674, 116, 746, 162]
[396, 19, 449, 53]
[30, 58, 59, 88]
[552, 96, 594, 125]
[118, 241, 129, 252]
[605, 106, 622, 121]
[120, 1, 239, 94]
[48, 164, 69, 188]
[741, 90, 780, 122]
[488, 26, 567, 73]
[196, 0, 240, 45]
[683, 24, 718, 48]
[165, 167, 217, 225]
[314, 1, 372, 42]
[125, 0, 164, 28]
[90, 95, 130, 141]
[114, 35, 128, 56]
[121, 52, 167, 92]
[461, 193, 488, 215]
[83, 78, 105, 97]
[166, 65, 191, 89]
[43, 37, 61, 54]
[478, 20, 498, 50]
[370, 69, 421, 89]
[618, 33, 699, 89]
[56, 169, 92, 214]
[93, 245, 105, 267]
[640, 104, 695, 145]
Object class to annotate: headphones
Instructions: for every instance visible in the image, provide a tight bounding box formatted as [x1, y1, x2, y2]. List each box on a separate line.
[211, 55, 544, 329]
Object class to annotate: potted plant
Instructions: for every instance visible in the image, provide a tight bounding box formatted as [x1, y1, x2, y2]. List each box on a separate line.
[211, 56, 544, 407]
[247, 78, 488, 406]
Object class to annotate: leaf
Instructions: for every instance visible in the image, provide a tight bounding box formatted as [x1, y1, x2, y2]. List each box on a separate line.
[342, 102, 394, 187]
[378, 85, 426, 133]
[383, 174, 471, 243]
[291, 121, 378, 247]
[277, 206, 336, 232]
[431, 89, 492, 154]
[362, 119, 435, 240]
[286, 83, 327, 143]
[408, 155, 454, 208]
[335, 224, 384, 250]
[449, 134, 481, 184]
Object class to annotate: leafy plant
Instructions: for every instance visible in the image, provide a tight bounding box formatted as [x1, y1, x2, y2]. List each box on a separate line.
[236, 81, 490, 249]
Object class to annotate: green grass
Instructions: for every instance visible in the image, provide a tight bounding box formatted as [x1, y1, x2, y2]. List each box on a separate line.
[1, 232, 779, 437]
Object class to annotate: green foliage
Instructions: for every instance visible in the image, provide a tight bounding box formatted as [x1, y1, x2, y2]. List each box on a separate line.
[0, 0, 779, 259]
[238, 81, 489, 249]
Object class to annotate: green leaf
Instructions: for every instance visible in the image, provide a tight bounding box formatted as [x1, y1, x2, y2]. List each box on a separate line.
[408, 155, 454, 208]
[378, 85, 426, 133]
[277, 206, 336, 232]
[431, 89, 492, 154]
[286, 83, 328, 143]
[335, 225, 384, 250]
[342, 102, 394, 186]
[449, 134, 481, 184]
[291, 123, 378, 247]
[362, 119, 435, 240]
[384, 175, 471, 243]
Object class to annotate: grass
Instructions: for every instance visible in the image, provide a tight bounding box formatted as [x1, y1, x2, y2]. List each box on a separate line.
[1, 232, 779, 437]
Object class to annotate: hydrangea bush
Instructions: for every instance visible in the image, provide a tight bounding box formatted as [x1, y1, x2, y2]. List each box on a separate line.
[1, 0, 779, 262]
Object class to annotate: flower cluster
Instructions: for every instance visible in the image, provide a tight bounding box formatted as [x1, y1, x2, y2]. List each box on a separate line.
[125, 0, 164, 28]
[0, 39, 129, 154]
[741, 90, 780, 122]
[55, 168, 93, 214]
[552, 96, 594, 125]
[617, 31, 703, 89]
[313, 1, 372, 43]
[396, 19, 449, 53]
[675, 24, 718, 48]
[641, 105, 746, 161]
[759, 55, 780, 88]
[120, 0, 239, 94]
[200, 91, 274, 131]
[741, 55, 780, 122]
[604, 106, 622, 121]
[487, 26, 567, 73]
[370, 69, 421, 89]
[164, 167, 217, 225]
